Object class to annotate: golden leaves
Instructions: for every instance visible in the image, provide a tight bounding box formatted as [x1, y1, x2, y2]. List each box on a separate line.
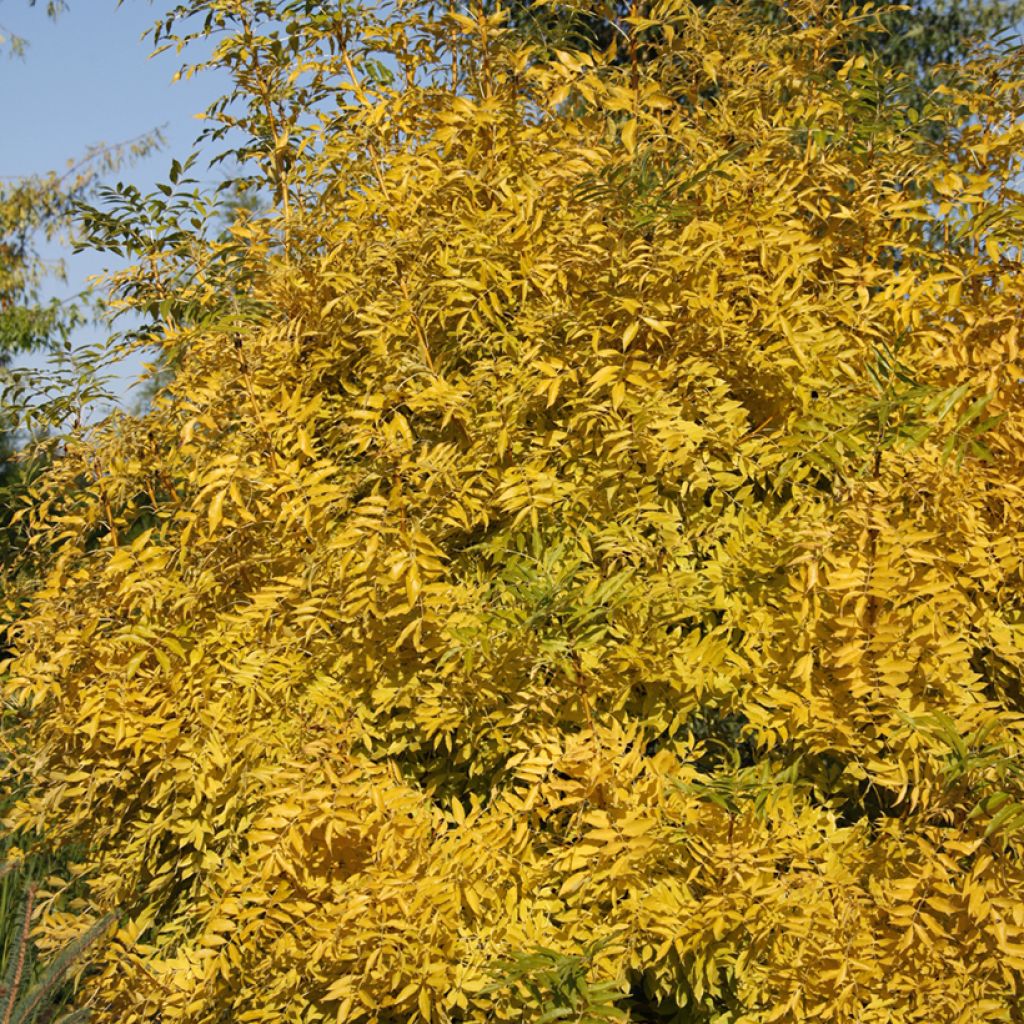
[5, 2, 1024, 1023]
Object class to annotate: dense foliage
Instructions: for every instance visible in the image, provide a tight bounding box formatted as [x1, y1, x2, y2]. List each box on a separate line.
[495, 0, 1024, 77]
[4, 1, 1024, 1022]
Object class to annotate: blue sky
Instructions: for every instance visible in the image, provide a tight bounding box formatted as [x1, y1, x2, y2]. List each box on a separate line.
[2, 0, 227, 408]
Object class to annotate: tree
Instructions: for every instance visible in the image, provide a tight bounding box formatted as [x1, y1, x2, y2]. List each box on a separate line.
[496, 0, 1024, 78]
[1, 161, 112, 570]
[4, 1, 1024, 1023]
[0, 1, 74, 521]
[0, 0, 83, 411]
[1, 9, 164, 1006]
[0, 1, 162, 570]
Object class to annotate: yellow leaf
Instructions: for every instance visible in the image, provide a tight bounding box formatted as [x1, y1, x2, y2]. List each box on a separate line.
[208, 489, 226, 535]
[621, 118, 638, 155]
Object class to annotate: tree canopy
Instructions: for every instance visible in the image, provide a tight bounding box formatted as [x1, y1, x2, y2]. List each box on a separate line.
[495, 0, 1024, 80]
[3, 1, 1024, 1023]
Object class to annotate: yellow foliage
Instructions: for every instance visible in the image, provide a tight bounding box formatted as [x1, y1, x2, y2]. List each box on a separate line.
[4, 1, 1024, 1022]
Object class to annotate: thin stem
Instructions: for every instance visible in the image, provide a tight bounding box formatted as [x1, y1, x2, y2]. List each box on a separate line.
[628, 0, 640, 94]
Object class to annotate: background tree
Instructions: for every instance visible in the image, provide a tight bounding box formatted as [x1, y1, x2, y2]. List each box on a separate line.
[1, 0, 74, 570]
[0, 0, 163, 569]
[0, 153, 148, 570]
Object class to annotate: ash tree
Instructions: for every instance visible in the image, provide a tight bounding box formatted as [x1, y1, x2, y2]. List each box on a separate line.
[3, 2, 1024, 1023]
